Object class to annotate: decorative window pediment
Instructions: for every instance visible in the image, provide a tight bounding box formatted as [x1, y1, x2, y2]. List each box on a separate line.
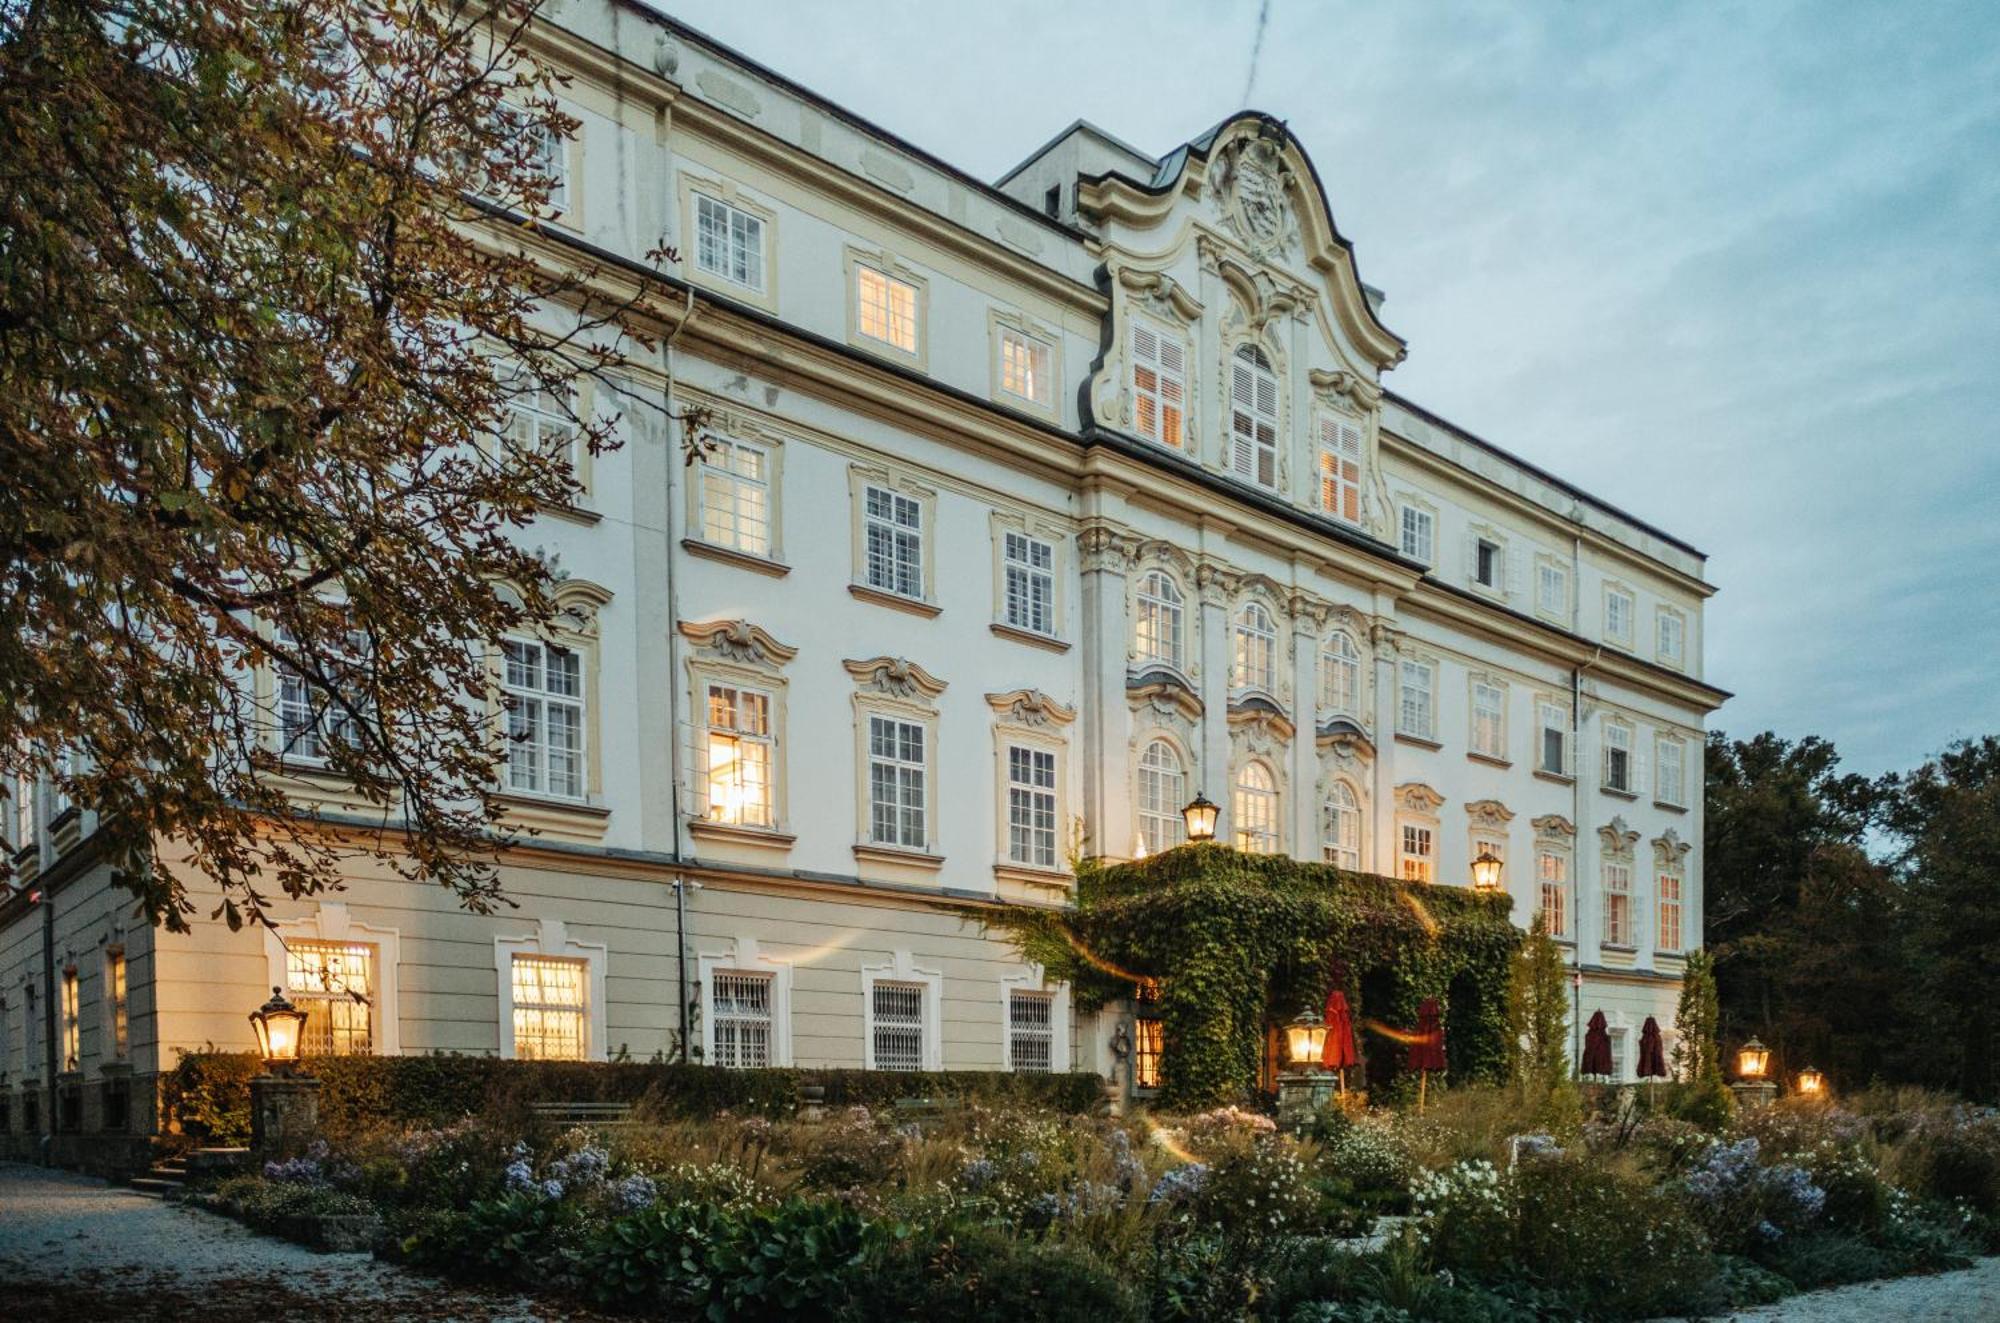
[1653, 828, 1693, 867]
[678, 619, 798, 671]
[843, 656, 948, 704]
[1533, 813, 1576, 845]
[1464, 798, 1516, 834]
[985, 689, 1076, 729]
[1599, 816, 1641, 859]
[1396, 782, 1446, 816]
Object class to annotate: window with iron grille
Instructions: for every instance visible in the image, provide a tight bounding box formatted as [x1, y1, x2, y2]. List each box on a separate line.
[867, 715, 927, 848]
[1006, 745, 1058, 868]
[1002, 532, 1056, 635]
[511, 955, 588, 1061]
[863, 485, 923, 598]
[871, 982, 925, 1072]
[710, 971, 773, 1069]
[1008, 989, 1054, 1073]
[286, 940, 376, 1055]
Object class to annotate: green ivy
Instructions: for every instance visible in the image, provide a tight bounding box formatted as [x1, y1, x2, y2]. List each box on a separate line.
[985, 845, 1521, 1109]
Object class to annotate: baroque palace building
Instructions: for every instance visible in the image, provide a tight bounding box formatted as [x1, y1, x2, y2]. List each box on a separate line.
[0, 2, 1724, 1157]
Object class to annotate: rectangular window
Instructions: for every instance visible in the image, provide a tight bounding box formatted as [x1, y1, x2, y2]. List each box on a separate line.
[1008, 989, 1054, 1073]
[710, 971, 773, 1069]
[1539, 851, 1568, 937]
[1537, 563, 1568, 617]
[1399, 660, 1435, 741]
[286, 940, 376, 1055]
[1471, 681, 1506, 759]
[1474, 538, 1502, 589]
[1228, 349, 1280, 488]
[856, 264, 919, 352]
[704, 684, 773, 828]
[863, 485, 924, 599]
[502, 638, 585, 800]
[871, 981, 925, 1072]
[1006, 745, 1059, 869]
[275, 626, 370, 764]
[1130, 321, 1186, 448]
[510, 954, 588, 1061]
[60, 968, 79, 1072]
[1400, 824, 1434, 883]
[23, 985, 40, 1079]
[1133, 1016, 1163, 1090]
[1658, 873, 1684, 951]
[1604, 862, 1632, 946]
[502, 384, 580, 471]
[694, 193, 765, 291]
[1002, 531, 1056, 636]
[105, 950, 128, 1061]
[1657, 737, 1686, 807]
[1608, 1029, 1627, 1082]
[1606, 587, 1635, 645]
[1657, 611, 1686, 666]
[1400, 505, 1434, 564]
[528, 121, 568, 218]
[999, 328, 1053, 407]
[696, 438, 772, 557]
[1604, 723, 1632, 792]
[1319, 417, 1363, 524]
[867, 715, 927, 849]
[1538, 702, 1569, 777]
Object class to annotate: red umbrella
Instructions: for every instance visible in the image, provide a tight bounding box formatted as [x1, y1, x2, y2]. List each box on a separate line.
[1321, 989, 1360, 1087]
[1409, 997, 1446, 1109]
[1581, 1009, 1615, 1079]
[1637, 1016, 1669, 1080]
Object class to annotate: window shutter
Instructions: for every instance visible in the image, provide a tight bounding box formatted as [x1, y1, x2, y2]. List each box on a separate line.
[1505, 543, 1523, 600]
[1635, 746, 1648, 799]
[1463, 533, 1479, 585]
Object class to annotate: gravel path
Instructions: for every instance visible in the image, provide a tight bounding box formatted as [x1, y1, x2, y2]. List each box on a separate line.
[0, 1162, 601, 1321]
[1698, 1255, 2000, 1321]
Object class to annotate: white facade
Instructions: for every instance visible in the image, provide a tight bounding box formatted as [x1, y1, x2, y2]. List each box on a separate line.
[0, 2, 1724, 1133]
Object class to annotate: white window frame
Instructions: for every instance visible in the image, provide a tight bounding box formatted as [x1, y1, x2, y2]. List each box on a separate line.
[501, 381, 581, 473]
[862, 951, 943, 1072]
[1656, 608, 1687, 668]
[1228, 344, 1280, 488]
[1604, 585, 1636, 648]
[1603, 860, 1633, 947]
[1400, 502, 1435, 565]
[1135, 737, 1187, 856]
[866, 713, 930, 851]
[1318, 415, 1364, 525]
[1320, 630, 1361, 720]
[1470, 677, 1507, 760]
[272, 624, 371, 766]
[1004, 742, 1060, 870]
[1656, 735, 1687, 808]
[1232, 759, 1280, 854]
[1323, 781, 1362, 870]
[1539, 849, 1569, 937]
[694, 192, 767, 292]
[1399, 658, 1438, 741]
[495, 920, 607, 1062]
[1400, 822, 1436, 883]
[1135, 570, 1186, 671]
[1603, 720, 1634, 794]
[1536, 560, 1569, 621]
[698, 936, 795, 1069]
[1657, 870, 1685, 953]
[854, 260, 921, 355]
[500, 636, 587, 801]
[997, 326, 1054, 408]
[1537, 700, 1571, 777]
[1002, 531, 1057, 637]
[702, 681, 776, 828]
[862, 483, 925, 600]
[1130, 317, 1187, 449]
[1472, 536, 1504, 592]
[1231, 602, 1278, 693]
[265, 902, 402, 1055]
[694, 435, 775, 559]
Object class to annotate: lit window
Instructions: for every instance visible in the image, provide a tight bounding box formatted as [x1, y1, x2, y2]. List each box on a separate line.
[1658, 872, 1684, 952]
[60, 968, 79, 1072]
[1657, 610, 1686, 667]
[999, 328, 1053, 407]
[1228, 345, 1280, 488]
[1006, 745, 1059, 869]
[1473, 538, 1503, 590]
[275, 626, 371, 764]
[856, 264, 919, 352]
[867, 715, 927, 849]
[1605, 587, 1635, 645]
[1538, 702, 1569, 777]
[1232, 761, 1279, 854]
[502, 638, 585, 799]
[1471, 680, 1506, 759]
[694, 194, 765, 291]
[1008, 989, 1054, 1073]
[1324, 783, 1361, 870]
[1604, 722, 1633, 793]
[696, 438, 772, 557]
[863, 485, 923, 599]
[502, 384, 580, 471]
[1537, 563, 1567, 617]
[1400, 505, 1434, 565]
[1539, 851, 1568, 937]
[1131, 320, 1185, 448]
[105, 950, 128, 1061]
[871, 981, 925, 1072]
[710, 971, 773, 1068]
[1604, 862, 1633, 946]
[1399, 660, 1436, 741]
[1400, 824, 1435, 883]
[1135, 571, 1184, 669]
[1003, 532, 1056, 636]
[286, 940, 376, 1055]
[1232, 603, 1277, 692]
[1133, 1015, 1163, 1090]
[1320, 631, 1360, 719]
[704, 684, 773, 827]
[1319, 417, 1363, 524]
[510, 955, 588, 1061]
[1136, 740, 1186, 856]
[1656, 737, 1686, 807]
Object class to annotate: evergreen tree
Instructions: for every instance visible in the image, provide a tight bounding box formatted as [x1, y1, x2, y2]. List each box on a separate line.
[1507, 912, 1571, 1100]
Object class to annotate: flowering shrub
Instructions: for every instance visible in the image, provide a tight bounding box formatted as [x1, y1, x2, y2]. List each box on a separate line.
[1189, 1141, 1320, 1239]
[1682, 1136, 1826, 1253]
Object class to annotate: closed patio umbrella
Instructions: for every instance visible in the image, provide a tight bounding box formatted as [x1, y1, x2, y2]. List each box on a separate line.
[1637, 1016, 1668, 1080]
[1581, 1009, 1615, 1080]
[1322, 988, 1360, 1091]
[1409, 997, 1446, 1110]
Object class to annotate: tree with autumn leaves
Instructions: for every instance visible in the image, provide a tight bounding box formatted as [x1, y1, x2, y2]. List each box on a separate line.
[0, 0, 679, 930]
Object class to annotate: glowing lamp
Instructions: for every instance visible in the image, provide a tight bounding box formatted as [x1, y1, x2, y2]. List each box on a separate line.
[1470, 850, 1503, 892]
[1736, 1036, 1771, 1081]
[1797, 1065, 1825, 1097]
[249, 986, 309, 1073]
[1284, 1011, 1328, 1069]
[1181, 793, 1219, 843]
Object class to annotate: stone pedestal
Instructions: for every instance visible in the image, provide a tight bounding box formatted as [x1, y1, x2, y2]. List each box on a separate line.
[1275, 1070, 1336, 1134]
[1730, 1080, 1777, 1112]
[249, 1073, 321, 1159]
[795, 1081, 826, 1125]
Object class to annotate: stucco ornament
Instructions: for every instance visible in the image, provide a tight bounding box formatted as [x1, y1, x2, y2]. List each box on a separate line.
[1215, 134, 1298, 260]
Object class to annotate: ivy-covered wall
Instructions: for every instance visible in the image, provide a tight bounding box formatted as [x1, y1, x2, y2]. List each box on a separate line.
[993, 846, 1521, 1109]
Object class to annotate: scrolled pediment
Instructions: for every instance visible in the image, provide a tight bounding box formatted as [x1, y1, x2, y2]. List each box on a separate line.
[1128, 669, 1205, 723]
[843, 655, 947, 701]
[1653, 828, 1693, 865]
[1464, 798, 1516, 833]
[679, 618, 797, 668]
[1227, 697, 1295, 743]
[986, 688, 1076, 728]
[1533, 814, 1576, 843]
[1395, 781, 1446, 815]
[1599, 816, 1641, 858]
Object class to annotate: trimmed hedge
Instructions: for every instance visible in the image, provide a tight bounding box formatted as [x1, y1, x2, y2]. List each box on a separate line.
[166, 1051, 1105, 1141]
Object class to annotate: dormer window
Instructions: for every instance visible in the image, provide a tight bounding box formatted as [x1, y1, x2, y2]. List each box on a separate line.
[1229, 345, 1279, 488]
[1131, 320, 1185, 449]
[1318, 416, 1363, 524]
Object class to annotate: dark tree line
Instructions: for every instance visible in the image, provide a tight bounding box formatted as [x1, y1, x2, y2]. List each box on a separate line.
[1705, 731, 2000, 1100]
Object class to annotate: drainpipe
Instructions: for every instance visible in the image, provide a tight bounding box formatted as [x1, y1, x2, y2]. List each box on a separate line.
[662, 284, 699, 1063]
[40, 871, 58, 1157]
[1569, 530, 1595, 1073]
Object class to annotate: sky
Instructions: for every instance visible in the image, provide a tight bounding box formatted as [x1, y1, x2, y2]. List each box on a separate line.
[650, 0, 2000, 780]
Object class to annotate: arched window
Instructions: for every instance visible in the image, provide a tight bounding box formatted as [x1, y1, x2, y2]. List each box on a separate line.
[1135, 571, 1184, 670]
[1229, 345, 1279, 488]
[1232, 602, 1277, 692]
[1135, 739, 1186, 856]
[1319, 630, 1360, 718]
[1232, 760, 1279, 854]
[1323, 782, 1361, 869]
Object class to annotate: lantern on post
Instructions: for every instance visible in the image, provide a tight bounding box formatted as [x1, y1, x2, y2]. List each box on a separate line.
[1284, 1010, 1329, 1068]
[1181, 793, 1219, 843]
[1276, 1008, 1334, 1133]
[247, 985, 320, 1158]
[1470, 850, 1503, 892]
[248, 987, 308, 1075]
[1796, 1065, 1826, 1098]
[1730, 1035, 1777, 1111]
[1736, 1036, 1771, 1081]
